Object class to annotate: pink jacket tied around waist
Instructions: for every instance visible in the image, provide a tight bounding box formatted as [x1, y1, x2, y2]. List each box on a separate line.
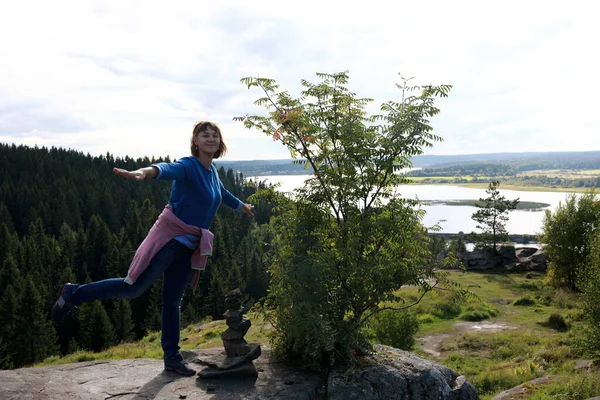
[124, 205, 214, 289]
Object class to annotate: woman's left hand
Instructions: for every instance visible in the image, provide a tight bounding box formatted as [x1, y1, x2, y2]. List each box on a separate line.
[241, 203, 254, 217]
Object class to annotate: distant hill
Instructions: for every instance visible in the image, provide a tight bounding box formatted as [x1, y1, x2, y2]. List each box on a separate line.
[216, 151, 600, 176]
[214, 159, 313, 176]
[410, 151, 600, 169]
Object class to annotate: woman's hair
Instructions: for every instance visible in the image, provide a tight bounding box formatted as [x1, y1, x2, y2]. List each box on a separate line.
[190, 121, 227, 159]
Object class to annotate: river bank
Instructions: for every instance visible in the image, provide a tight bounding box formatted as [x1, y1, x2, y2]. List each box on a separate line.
[249, 174, 591, 193]
[445, 182, 589, 193]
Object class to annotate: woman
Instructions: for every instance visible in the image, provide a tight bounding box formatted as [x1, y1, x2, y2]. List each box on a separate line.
[51, 121, 254, 376]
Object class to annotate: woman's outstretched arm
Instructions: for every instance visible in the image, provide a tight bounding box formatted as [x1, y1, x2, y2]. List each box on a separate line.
[113, 166, 159, 181]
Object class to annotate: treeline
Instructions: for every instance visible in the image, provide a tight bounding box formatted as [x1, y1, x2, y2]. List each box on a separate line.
[503, 175, 600, 189]
[215, 159, 313, 176]
[410, 175, 600, 189]
[0, 143, 272, 369]
[422, 151, 600, 170]
[408, 161, 600, 188]
[409, 162, 600, 179]
[408, 163, 516, 177]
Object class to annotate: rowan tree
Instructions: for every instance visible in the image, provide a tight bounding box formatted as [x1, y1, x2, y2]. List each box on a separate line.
[236, 71, 460, 368]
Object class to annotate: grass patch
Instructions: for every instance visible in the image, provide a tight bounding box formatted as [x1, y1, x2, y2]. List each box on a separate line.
[473, 365, 540, 398]
[36, 316, 274, 368]
[550, 290, 580, 309]
[202, 330, 220, 340]
[528, 372, 600, 399]
[396, 270, 600, 398]
[519, 282, 539, 291]
[513, 296, 536, 306]
[417, 313, 438, 324]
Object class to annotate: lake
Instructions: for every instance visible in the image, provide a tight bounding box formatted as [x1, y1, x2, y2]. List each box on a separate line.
[249, 175, 580, 235]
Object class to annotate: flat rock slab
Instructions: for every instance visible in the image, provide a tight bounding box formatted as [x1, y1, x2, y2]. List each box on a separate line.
[0, 348, 325, 400]
[193, 344, 261, 371]
[198, 362, 258, 378]
[328, 345, 479, 400]
[491, 376, 554, 400]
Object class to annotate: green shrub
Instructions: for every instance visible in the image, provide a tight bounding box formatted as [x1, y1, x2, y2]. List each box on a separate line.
[513, 296, 536, 306]
[519, 282, 539, 290]
[202, 330, 219, 340]
[417, 313, 437, 324]
[370, 310, 419, 351]
[578, 232, 600, 355]
[552, 290, 578, 309]
[414, 294, 463, 320]
[547, 313, 569, 332]
[459, 311, 488, 321]
[430, 300, 462, 320]
[540, 190, 600, 291]
[459, 302, 499, 321]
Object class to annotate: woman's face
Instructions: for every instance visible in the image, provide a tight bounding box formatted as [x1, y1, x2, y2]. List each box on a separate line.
[194, 127, 221, 156]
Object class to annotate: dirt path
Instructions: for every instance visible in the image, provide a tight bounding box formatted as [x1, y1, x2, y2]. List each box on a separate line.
[418, 321, 517, 358]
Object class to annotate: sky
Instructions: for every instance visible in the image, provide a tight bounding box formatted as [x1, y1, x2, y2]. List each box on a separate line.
[1, 0, 598, 162]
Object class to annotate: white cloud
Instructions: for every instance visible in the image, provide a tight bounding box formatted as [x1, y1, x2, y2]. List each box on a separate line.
[0, 0, 598, 160]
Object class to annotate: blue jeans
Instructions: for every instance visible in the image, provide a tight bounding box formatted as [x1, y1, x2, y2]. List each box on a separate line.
[71, 239, 194, 360]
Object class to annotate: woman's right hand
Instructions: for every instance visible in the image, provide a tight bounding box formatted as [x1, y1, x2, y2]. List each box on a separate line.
[113, 167, 147, 181]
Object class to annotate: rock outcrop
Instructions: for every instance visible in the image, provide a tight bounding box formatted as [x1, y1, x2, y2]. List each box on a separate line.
[439, 246, 548, 271]
[328, 345, 479, 400]
[0, 346, 480, 399]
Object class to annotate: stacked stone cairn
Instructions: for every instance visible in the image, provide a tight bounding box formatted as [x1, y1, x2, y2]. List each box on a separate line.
[197, 288, 262, 378]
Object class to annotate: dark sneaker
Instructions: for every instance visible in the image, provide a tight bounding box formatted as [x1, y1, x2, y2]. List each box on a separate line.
[52, 283, 77, 325]
[164, 354, 196, 376]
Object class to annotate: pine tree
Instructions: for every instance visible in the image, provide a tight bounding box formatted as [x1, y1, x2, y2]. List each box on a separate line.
[99, 188, 119, 232]
[123, 200, 144, 246]
[79, 301, 115, 352]
[110, 299, 135, 343]
[105, 245, 122, 278]
[0, 254, 22, 295]
[73, 226, 89, 283]
[143, 280, 163, 333]
[85, 215, 114, 282]
[13, 275, 58, 366]
[0, 285, 19, 368]
[0, 223, 16, 270]
[0, 335, 13, 369]
[139, 198, 159, 234]
[0, 203, 15, 233]
[471, 181, 520, 253]
[247, 249, 268, 302]
[49, 186, 71, 236]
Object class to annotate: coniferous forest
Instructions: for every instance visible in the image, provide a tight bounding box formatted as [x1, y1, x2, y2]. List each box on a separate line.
[0, 143, 272, 369]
